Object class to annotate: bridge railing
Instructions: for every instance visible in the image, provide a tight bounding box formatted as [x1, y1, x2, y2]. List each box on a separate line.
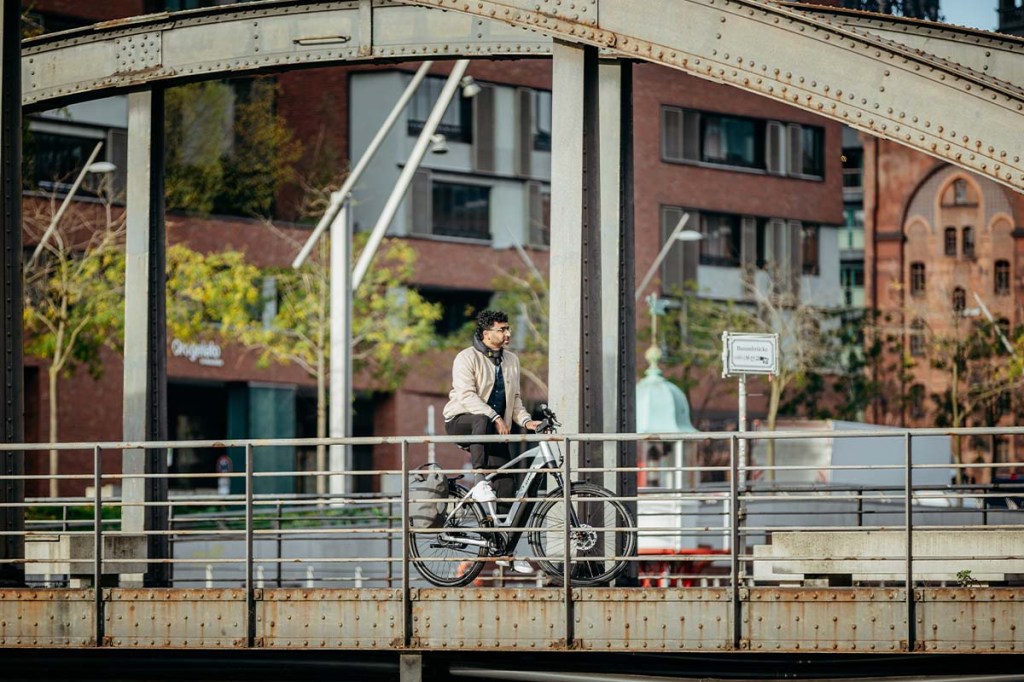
[3, 426, 1023, 591]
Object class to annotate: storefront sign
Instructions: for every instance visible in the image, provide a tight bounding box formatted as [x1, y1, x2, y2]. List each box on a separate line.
[171, 338, 224, 367]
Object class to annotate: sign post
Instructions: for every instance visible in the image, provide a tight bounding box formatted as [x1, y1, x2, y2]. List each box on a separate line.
[721, 332, 779, 487]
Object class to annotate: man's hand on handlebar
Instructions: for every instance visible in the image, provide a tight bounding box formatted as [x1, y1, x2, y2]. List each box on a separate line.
[524, 419, 542, 432]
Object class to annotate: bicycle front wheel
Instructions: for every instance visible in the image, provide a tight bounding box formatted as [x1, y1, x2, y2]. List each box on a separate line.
[409, 486, 490, 587]
[526, 482, 636, 586]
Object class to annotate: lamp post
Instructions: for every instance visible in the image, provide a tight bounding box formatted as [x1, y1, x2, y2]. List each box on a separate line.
[634, 212, 702, 301]
[27, 141, 116, 272]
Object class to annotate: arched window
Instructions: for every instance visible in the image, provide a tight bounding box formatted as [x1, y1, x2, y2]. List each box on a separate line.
[995, 260, 1011, 295]
[952, 286, 966, 312]
[910, 262, 926, 296]
[944, 227, 957, 256]
[953, 179, 969, 205]
[909, 318, 926, 357]
[962, 226, 974, 258]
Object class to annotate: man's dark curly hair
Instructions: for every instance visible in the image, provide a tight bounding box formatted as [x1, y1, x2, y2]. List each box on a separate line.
[475, 309, 509, 340]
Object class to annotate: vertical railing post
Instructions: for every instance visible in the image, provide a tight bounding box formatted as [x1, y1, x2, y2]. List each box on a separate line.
[93, 446, 104, 647]
[729, 434, 741, 650]
[386, 498, 394, 588]
[275, 501, 282, 588]
[904, 432, 915, 652]
[562, 436, 573, 649]
[244, 443, 255, 647]
[400, 440, 411, 647]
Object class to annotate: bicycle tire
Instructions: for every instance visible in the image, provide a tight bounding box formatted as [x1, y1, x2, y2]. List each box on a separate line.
[409, 484, 490, 587]
[526, 481, 637, 586]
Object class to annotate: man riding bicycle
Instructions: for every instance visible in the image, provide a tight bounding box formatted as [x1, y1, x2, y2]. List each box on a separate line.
[443, 310, 541, 571]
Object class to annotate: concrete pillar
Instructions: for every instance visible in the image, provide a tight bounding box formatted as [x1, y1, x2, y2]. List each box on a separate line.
[123, 90, 169, 585]
[0, 0, 23, 587]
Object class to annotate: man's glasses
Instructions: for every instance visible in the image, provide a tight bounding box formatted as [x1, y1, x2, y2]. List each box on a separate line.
[488, 327, 512, 335]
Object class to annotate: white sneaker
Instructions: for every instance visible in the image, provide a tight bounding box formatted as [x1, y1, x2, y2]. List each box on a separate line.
[496, 559, 534, 574]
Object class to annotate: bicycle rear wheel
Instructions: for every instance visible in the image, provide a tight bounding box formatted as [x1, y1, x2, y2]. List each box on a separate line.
[527, 481, 636, 586]
[409, 486, 490, 587]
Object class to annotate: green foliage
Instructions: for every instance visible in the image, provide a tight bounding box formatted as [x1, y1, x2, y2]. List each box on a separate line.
[235, 235, 442, 392]
[164, 81, 232, 213]
[23, 206, 126, 380]
[165, 244, 263, 342]
[956, 568, 978, 587]
[490, 266, 549, 395]
[164, 78, 302, 218]
[216, 79, 302, 217]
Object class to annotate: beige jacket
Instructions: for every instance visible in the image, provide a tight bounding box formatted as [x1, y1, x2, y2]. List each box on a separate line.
[442, 346, 532, 428]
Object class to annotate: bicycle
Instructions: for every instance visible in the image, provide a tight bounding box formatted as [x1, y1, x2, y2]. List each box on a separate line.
[409, 405, 637, 587]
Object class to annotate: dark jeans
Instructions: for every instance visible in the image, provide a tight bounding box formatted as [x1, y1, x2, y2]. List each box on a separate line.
[445, 413, 516, 512]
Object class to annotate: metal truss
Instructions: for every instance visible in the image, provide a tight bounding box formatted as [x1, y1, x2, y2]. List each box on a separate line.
[396, 0, 1024, 192]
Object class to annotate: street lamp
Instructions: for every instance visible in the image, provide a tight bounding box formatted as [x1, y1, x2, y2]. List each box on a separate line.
[634, 212, 703, 301]
[27, 142, 117, 271]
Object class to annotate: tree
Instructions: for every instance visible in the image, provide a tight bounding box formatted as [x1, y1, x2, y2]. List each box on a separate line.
[204, 231, 442, 494]
[164, 77, 302, 218]
[927, 314, 1024, 483]
[22, 191, 126, 497]
[489, 246, 549, 396]
[733, 276, 836, 478]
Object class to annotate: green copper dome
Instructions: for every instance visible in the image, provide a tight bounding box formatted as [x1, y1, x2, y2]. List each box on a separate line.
[636, 345, 699, 434]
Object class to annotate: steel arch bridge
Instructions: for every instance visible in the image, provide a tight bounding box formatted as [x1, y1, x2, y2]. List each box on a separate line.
[1, 3, 1023, 667]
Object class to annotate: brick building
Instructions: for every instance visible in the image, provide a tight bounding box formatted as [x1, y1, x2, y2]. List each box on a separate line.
[23, 1, 846, 496]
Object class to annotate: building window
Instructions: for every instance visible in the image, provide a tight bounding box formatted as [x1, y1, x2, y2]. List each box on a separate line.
[962, 226, 975, 258]
[790, 124, 825, 177]
[661, 106, 823, 179]
[910, 262, 926, 296]
[408, 76, 473, 142]
[841, 262, 864, 306]
[28, 129, 109, 195]
[908, 383, 926, 420]
[944, 227, 957, 256]
[997, 317, 1012, 355]
[953, 178, 969, 205]
[702, 113, 763, 169]
[661, 106, 699, 162]
[952, 286, 966, 312]
[842, 148, 862, 193]
[909, 318, 926, 357]
[699, 212, 742, 267]
[533, 90, 552, 152]
[802, 225, 819, 276]
[995, 260, 1011, 295]
[418, 287, 492, 337]
[526, 181, 550, 247]
[432, 182, 490, 240]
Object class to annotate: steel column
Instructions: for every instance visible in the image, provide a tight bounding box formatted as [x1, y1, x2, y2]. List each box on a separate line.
[548, 42, 586, 438]
[123, 89, 169, 586]
[0, 0, 22, 588]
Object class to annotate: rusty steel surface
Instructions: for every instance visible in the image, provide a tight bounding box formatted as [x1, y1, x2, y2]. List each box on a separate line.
[410, 587, 566, 650]
[574, 587, 731, 651]
[259, 588, 403, 649]
[104, 588, 246, 648]
[399, 0, 1024, 192]
[0, 589, 96, 647]
[744, 587, 909, 653]
[13, 1, 1024, 190]
[917, 588, 1024, 653]
[1, 587, 1024, 652]
[20, 0, 551, 109]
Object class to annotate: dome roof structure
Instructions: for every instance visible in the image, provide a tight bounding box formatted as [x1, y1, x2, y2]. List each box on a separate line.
[636, 345, 699, 434]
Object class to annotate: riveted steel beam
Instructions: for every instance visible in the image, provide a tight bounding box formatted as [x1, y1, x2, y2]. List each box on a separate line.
[782, 2, 1024, 89]
[19, 0, 551, 110]
[400, 0, 1024, 192]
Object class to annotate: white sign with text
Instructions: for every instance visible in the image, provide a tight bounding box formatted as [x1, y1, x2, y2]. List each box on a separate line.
[721, 332, 778, 377]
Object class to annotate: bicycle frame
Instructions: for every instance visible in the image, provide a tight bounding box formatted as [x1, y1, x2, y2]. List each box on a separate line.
[441, 440, 565, 555]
